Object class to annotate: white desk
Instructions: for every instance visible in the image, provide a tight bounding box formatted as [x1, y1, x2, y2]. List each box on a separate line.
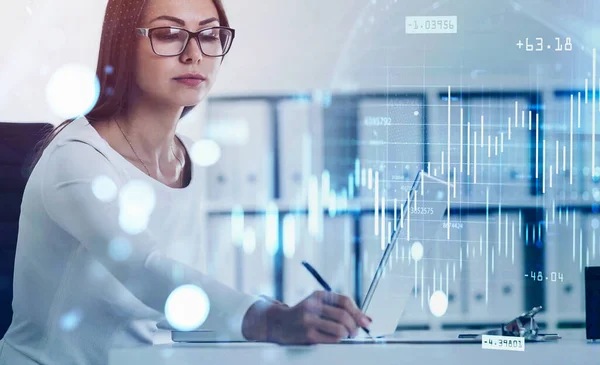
[109, 330, 598, 365]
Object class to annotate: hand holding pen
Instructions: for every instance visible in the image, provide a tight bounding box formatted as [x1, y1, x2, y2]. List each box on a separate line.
[242, 261, 374, 344]
[301, 261, 374, 340]
[266, 289, 373, 344]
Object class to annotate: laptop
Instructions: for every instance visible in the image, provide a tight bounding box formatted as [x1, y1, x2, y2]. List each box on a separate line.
[342, 170, 451, 341]
[162, 170, 451, 343]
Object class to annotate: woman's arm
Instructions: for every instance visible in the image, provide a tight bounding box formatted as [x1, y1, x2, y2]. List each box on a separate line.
[41, 140, 259, 340]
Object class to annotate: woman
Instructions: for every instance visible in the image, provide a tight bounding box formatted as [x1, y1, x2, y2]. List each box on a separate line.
[0, 0, 371, 364]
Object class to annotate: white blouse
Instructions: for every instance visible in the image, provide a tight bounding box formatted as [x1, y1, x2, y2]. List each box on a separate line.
[0, 116, 260, 365]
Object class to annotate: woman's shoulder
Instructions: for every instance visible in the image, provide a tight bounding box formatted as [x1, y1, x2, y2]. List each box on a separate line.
[37, 117, 124, 180]
[51, 117, 124, 160]
[50, 116, 108, 147]
[21, 118, 123, 215]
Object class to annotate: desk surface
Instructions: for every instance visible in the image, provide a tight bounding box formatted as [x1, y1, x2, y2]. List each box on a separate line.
[109, 330, 598, 365]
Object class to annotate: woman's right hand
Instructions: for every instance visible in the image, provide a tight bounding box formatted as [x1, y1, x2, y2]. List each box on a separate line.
[266, 290, 372, 345]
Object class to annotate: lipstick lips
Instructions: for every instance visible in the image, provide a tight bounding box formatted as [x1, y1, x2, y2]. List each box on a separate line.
[174, 73, 206, 80]
[174, 78, 204, 86]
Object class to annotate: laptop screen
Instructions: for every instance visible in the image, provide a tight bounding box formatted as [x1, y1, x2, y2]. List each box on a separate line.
[359, 170, 452, 336]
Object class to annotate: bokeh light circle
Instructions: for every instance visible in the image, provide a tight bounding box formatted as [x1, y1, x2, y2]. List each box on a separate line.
[46, 63, 100, 119]
[190, 140, 221, 167]
[411, 241, 423, 262]
[118, 180, 155, 234]
[165, 285, 210, 331]
[108, 237, 132, 261]
[429, 290, 448, 318]
[92, 175, 118, 202]
[59, 309, 82, 331]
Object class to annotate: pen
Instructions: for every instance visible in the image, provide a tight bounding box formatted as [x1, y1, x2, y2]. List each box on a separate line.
[301, 260, 374, 339]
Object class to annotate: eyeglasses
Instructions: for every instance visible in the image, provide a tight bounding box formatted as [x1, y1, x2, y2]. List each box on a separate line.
[135, 26, 235, 57]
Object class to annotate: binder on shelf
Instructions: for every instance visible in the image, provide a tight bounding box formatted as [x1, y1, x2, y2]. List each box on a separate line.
[205, 100, 274, 204]
[357, 97, 425, 198]
[277, 99, 324, 203]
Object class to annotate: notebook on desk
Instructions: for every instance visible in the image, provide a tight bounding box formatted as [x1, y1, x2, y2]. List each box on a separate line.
[156, 321, 249, 343]
[170, 330, 246, 343]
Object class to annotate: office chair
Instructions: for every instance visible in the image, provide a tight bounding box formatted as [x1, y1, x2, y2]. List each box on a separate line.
[0, 121, 53, 338]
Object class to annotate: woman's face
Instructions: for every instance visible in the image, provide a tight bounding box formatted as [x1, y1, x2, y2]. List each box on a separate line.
[134, 0, 223, 108]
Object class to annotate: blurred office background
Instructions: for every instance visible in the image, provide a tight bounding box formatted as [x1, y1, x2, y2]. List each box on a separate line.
[2, 0, 600, 334]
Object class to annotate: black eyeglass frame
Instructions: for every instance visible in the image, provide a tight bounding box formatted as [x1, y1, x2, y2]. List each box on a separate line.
[135, 26, 236, 57]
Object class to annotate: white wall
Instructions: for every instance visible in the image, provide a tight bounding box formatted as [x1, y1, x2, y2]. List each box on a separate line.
[1, 0, 600, 126]
[219, 0, 600, 92]
[0, 0, 106, 124]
